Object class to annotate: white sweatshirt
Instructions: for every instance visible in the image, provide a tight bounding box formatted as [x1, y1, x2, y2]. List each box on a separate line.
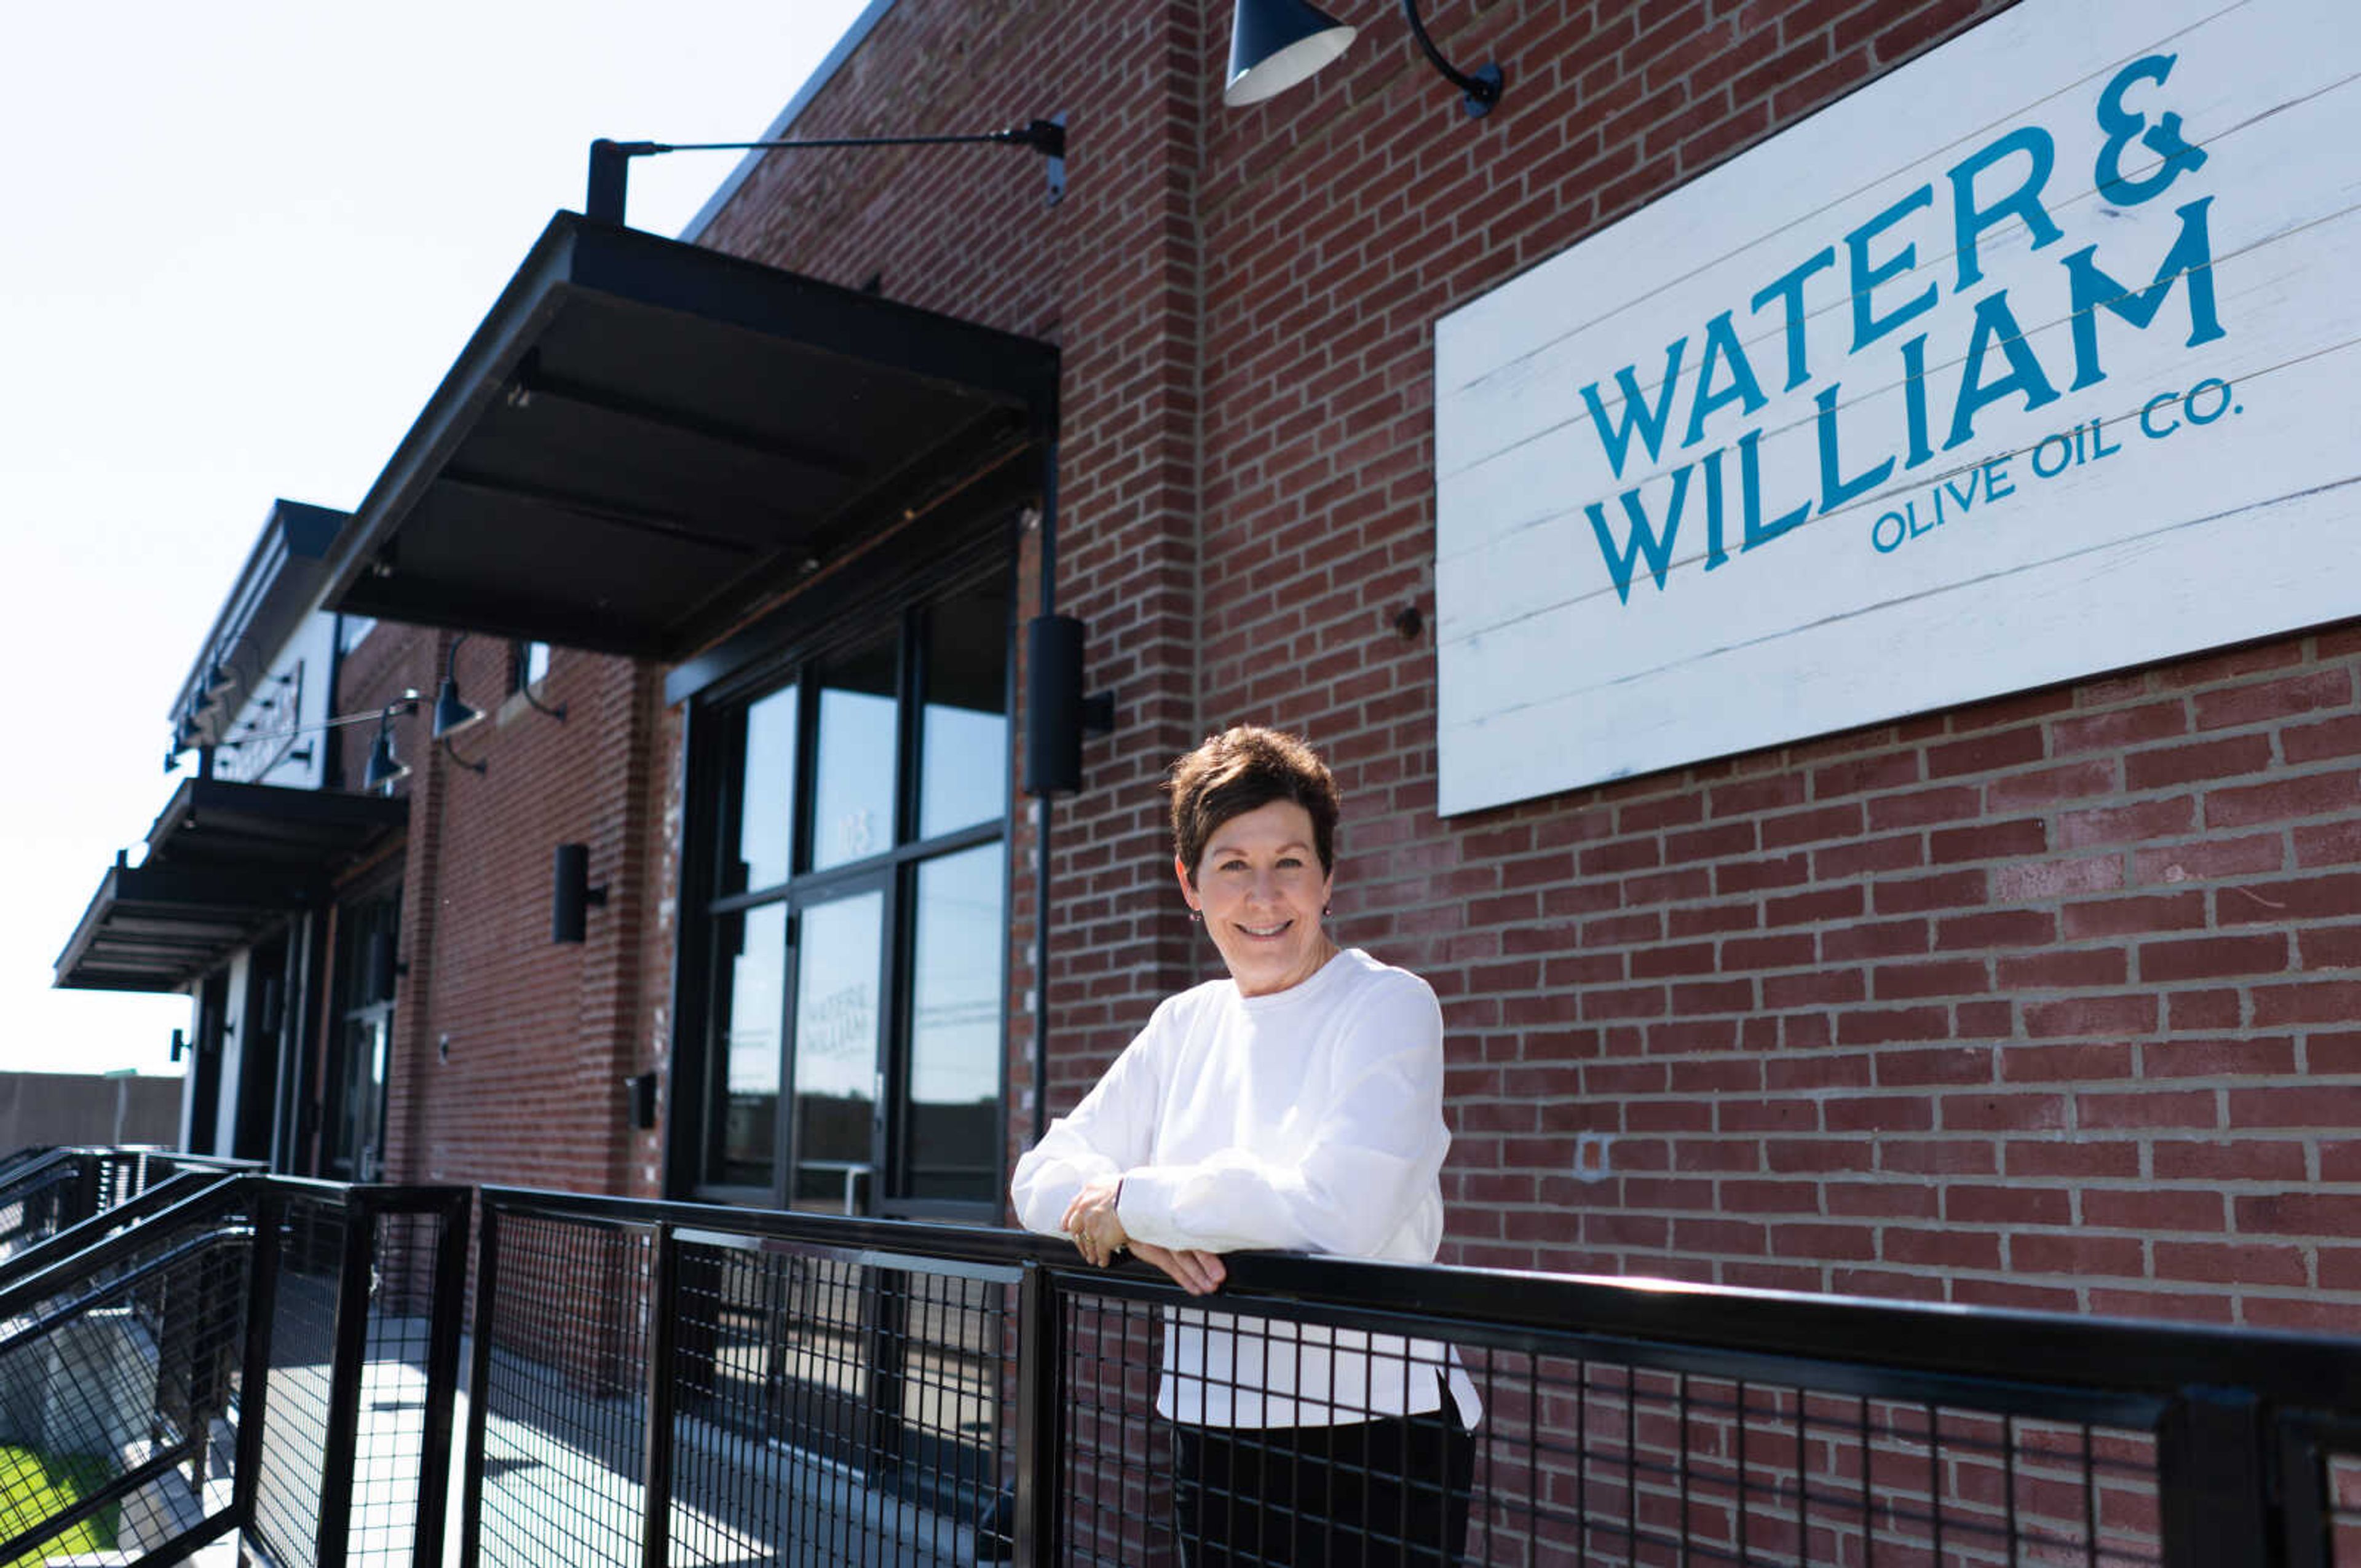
[1011, 947, 1482, 1428]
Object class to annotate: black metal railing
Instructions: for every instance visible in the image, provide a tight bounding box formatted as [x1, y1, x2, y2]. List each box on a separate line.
[462, 1186, 2361, 1567]
[0, 1145, 260, 1264]
[0, 1170, 467, 1568]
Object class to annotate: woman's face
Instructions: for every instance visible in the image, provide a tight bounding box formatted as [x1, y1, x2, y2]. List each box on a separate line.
[1176, 798, 1335, 997]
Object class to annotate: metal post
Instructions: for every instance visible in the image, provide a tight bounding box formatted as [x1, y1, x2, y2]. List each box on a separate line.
[409, 1190, 473, 1568]
[587, 139, 639, 226]
[1011, 1259, 1065, 1567]
[457, 1201, 501, 1568]
[639, 1222, 678, 1568]
[312, 1194, 378, 1568]
[71, 1153, 102, 1231]
[230, 1185, 282, 1535]
[2158, 1385, 2277, 1568]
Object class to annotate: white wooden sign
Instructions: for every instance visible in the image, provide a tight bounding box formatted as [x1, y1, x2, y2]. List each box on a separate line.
[1434, 0, 2361, 815]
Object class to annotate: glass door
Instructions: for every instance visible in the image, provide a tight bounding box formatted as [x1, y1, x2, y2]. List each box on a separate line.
[783, 886, 887, 1214]
[320, 889, 397, 1181]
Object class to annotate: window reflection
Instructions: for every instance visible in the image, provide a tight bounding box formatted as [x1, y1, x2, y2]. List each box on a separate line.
[790, 892, 883, 1210]
[735, 685, 799, 893]
[907, 845, 1005, 1202]
[812, 636, 898, 871]
[718, 904, 786, 1189]
[919, 583, 1010, 840]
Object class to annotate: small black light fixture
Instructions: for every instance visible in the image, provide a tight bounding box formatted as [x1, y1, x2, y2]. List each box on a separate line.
[362, 696, 419, 795]
[584, 117, 1067, 227]
[1023, 615, 1117, 797]
[623, 1071, 660, 1130]
[1225, 0, 1505, 118]
[197, 631, 269, 709]
[512, 640, 569, 723]
[552, 843, 609, 944]
[366, 928, 406, 1001]
[432, 635, 489, 776]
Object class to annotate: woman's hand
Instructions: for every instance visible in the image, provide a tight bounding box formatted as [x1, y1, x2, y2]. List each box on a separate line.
[1061, 1175, 1129, 1267]
[1129, 1240, 1226, 1296]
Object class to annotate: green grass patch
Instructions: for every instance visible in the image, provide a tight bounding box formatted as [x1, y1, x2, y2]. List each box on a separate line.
[0, 1443, 119, 1565]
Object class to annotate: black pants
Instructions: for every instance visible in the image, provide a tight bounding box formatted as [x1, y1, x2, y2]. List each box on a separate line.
[1173, 1403, 1476, 1567]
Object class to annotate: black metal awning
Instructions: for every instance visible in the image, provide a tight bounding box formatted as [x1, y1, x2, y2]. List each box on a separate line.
[55, 779, 408, 993]
[317, 211, 1060, 661]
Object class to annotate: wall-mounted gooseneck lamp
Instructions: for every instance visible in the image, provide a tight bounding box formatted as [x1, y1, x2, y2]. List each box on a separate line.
[585, 117, 1068, 228]
[432, 635, 489, 776]
[362, 695, 420, 795]
[1225, 0, 1506, 119]
[551, 843, 609, 945]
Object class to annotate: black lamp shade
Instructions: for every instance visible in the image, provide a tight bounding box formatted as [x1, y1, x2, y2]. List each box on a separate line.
[432, 677, 485, 740]
[1226, 0, 1358, 106]
[363, 725, 409, 793]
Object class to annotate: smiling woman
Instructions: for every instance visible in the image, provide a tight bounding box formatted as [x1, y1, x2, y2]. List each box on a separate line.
[1011, 725, 1482, 1567]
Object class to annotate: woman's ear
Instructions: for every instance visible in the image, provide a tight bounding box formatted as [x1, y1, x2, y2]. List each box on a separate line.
[1173, 853, 1198, 909]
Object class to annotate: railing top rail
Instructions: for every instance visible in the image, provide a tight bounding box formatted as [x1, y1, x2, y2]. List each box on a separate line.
[0, 1173, 469, 1322]
[0, 1167, 233, 1294]
[483, 1182, 2361, 1413]
[0, 1145, 101, 1189]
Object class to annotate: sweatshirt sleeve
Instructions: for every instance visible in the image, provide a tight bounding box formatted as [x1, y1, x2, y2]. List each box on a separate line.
[1008, 1003, 1168, 1236]
[1115, 973, 1447, 1258]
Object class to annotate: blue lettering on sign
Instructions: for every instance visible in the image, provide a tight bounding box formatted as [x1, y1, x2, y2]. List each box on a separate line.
[1869, 380, 2234, 557]
[1575, 51, 2231, 599]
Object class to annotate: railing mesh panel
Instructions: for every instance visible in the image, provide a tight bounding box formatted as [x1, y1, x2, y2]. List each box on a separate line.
[0, 1188, 251, 1564]
[664, 1241, 1015, 1567]
[1055, 1290, 2165, 1568]
[249, 1196, 352, 1568]
[349, 1205, 454, 1566]
[473, 1215, 653, 1567]
[0, 1159, 87, 1263]
[472, 1210, 1021, 1568]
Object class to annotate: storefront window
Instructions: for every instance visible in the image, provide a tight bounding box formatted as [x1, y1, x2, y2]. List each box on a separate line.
[718, 905, 787, 1189]
[905, 842, 1005, 1200]
[811, 633, 900, 871]
[919, 580, 1011, 840]
[695, 565, 1011, 1218]
[735, 687, 798, 895]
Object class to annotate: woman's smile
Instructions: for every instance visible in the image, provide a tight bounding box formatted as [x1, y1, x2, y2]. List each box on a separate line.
[1180, 798, 1336, 996]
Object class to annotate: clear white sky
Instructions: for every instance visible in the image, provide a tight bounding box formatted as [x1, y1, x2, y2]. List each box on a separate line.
[0, 0, 872, 1076]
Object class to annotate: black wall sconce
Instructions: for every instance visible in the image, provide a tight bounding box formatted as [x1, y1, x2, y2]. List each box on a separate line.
[552, 843, 609, 944]
[585, 116, 1067, 228]
[1024, 614, 1117, 797]
[1225, 0, 1505, 119]
[198, 631, 266, 710]
[432, 635, 489, 776]
[366, 929, 407, 1002]
[362, 693, 422, 795]
[623, 1071, 660, 1131]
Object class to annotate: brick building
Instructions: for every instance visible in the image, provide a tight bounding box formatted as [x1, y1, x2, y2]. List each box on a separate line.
[59, 0, 2361, 1340]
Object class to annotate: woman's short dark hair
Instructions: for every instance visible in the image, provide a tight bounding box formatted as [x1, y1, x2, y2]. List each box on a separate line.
[1168, 726, 1342, 881]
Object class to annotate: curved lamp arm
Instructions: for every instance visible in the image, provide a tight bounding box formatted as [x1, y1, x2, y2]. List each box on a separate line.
[1401, 0, 1503, 117]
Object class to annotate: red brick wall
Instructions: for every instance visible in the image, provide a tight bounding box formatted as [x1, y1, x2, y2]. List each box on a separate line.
[1173, 0, 2360, 1330]
[696, 0, 1216, 1163]
[336, 628, 668, 1199]
[369, 0, 2360, 1333]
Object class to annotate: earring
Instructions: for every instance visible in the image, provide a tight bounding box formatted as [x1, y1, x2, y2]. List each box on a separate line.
[1187, 910, 1202, 923]
[1323, 904, 1332, 917]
